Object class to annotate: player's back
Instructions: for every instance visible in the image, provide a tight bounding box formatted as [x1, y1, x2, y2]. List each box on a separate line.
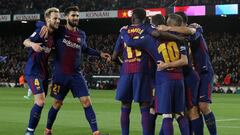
[156, 39, 186, 81]
[120, 23, 155, 74]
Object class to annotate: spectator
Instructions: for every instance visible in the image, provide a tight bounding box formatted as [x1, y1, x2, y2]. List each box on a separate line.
[1, 32, 239, 87]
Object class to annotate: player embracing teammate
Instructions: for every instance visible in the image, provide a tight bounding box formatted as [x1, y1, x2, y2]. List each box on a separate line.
[112, 8, 217, 135]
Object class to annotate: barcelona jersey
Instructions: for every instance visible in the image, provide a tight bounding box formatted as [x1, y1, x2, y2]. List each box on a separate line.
[24, 28, 54, 79]
[114, 23, 155, 74]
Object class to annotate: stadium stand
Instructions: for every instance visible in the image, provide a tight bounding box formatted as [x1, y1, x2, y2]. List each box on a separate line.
[0, 32, 240, 89]
[0, 0, 239, 13]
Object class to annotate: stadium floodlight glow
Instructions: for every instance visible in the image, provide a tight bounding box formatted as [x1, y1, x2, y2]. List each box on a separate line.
[174, 5, 206, 16]
[118, 8, 166, 18]
[215, 4, 238, 15]
[21, 20, 28, 23]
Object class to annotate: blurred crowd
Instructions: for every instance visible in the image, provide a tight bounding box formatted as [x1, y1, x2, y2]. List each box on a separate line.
[0, 32, 240, 87]
[0, 0, 239, 14]
[207, 32, 240, 86]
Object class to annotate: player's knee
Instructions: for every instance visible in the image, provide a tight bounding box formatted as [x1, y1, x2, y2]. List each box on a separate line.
[35, 94, 46, 107]
[121, 101, 132, 108]
[140, 102, 150, 108]
[199, 102, 211, 114]
[35, 99, 45, 107]
[80, 96, 92, 107]
[188, 107, 200, 120]
[53, 100, 63, 109]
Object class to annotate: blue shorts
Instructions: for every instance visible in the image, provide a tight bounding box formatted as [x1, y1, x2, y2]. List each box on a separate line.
[199, 71, 214, 103]
[115, 73, 152, 103]
[25, 75, 48, 95]
[184, 69, 200, 108]
[50, 73, 89, 101]
[155, 79, 185, 114]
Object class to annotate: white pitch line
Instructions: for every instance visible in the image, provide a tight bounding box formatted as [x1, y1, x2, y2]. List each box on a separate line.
[218, 126, 240, 129]
[216, 119, 240, 122]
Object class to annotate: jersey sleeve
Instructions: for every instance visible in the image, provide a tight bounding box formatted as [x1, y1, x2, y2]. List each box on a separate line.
[145, 24, 156, 35]
[114, 34, 124, 53]
[81, 31, 101, 57]
[121, 29, 147, 48]
[179, 44, 187, 55]
[35, 21, 45, 28]
[188, 27, 203, 41]
[28, 28, 42, 42]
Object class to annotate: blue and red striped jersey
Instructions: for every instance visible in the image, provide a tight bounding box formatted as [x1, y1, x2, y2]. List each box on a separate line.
[122, 31, 187, 80]
[53, 26, 100, 75]
[188, 27, 213, 74]
[114, 23, 155, 74]
[24, 28, 54, 79]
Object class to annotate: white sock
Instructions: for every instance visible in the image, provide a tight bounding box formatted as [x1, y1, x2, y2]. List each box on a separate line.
[27, 89, 32, 97]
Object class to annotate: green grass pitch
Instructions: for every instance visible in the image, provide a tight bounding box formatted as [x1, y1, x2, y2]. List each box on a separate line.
[0, 88, 240, 135]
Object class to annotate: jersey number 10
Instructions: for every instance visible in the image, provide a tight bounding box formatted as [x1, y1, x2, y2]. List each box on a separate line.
[158, 42, 180, 63]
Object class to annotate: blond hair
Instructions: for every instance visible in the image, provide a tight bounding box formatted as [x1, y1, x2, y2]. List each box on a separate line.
[44, 7, 59, 18]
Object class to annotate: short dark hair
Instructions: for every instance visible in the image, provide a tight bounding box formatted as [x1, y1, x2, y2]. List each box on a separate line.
[132, 8, 146, 22]
[167, 13, 183, 26]
[64, 6, 79, 16]
[151, 14, 165, 26]
[175, 12, 188, 24]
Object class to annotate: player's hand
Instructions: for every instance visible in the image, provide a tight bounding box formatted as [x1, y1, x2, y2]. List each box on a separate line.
[189, 23, 201, 29]
[40, 26, 48, 38]
[157, 60, 168, 71]
[100, 52, 111, 61]
[157, 25, 170, 31]
[31, 43, 43, 52]
[120, 25, 128, 32]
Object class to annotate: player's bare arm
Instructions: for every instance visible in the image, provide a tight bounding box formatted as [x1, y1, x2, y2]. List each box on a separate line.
[23, 39, 42, 52]
[100, 52, 111, 62]
[157, 24, 196, 35]
[111, 51, 123, 65]
[151, 29, 186, 42]
[157, 54, 188, 71]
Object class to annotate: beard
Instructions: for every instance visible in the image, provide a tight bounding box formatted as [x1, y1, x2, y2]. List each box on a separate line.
[68, 19, 78, 27]
[50, 23, 58, 30]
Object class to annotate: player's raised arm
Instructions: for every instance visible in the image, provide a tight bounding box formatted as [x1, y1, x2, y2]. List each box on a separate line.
[158, 25, 196, 35]
[111, 34, 124, 65]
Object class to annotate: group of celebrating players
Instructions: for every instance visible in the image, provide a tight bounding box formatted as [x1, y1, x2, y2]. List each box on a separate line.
[23, 5, 217, 135]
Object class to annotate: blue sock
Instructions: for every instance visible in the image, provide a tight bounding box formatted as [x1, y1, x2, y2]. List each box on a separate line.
[162, 118, 173, 135]
[191, 115, 204, 135]
[46, 106, 59, 129]
[159, 126, 164, 135]
[176, 116, 190, 135]
[121, 107, 131, 135]
[149, 114, 157, 135]
[27, 104, 43, 131]
[140, 107, 151, 135]
[84, 105, 98, 132]
[204, 112, 217, 135]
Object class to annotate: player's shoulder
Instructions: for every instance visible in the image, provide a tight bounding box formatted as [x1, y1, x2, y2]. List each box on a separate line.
[29, 28, 42, 40]
[78, 29, 86, 35]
